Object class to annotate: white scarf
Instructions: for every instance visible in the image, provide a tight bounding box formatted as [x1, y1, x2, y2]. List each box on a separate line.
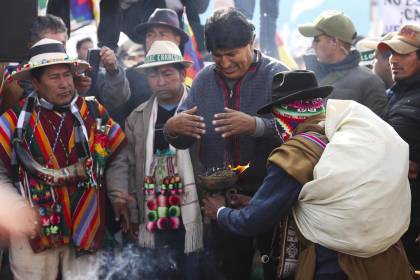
[139, 85, 203, 253]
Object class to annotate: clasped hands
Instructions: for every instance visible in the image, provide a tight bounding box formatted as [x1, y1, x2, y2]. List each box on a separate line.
[166, 106, 256, 139]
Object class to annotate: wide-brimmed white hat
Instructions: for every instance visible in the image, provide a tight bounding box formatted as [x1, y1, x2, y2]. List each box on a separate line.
[11, 38, 89, 80]
[136, 40, 192, 71]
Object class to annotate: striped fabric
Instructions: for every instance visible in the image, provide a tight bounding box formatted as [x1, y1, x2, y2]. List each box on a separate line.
[0, 96, 125, 253]
[298, 132, 327, 149]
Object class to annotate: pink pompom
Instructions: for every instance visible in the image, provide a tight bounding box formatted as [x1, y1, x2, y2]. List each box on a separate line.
[168, 195, 180, 206]
[146, 221, 157, 232]
[157, 195, 168, 207]
[157, 217, 170, 230]
[41, 216, 50, 227]
[169, 217, 180, 229]
[146, 198, 157, 210]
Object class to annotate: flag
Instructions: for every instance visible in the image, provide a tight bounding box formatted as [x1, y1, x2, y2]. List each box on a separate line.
[70, 0, 99, 31]
[38, 0, 48, 14]
[182, 9, 204, 87]
[276, 33, 298, 70]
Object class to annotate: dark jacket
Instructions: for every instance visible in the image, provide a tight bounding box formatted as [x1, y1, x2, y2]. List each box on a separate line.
[383, 73, 420, 226]
[304, 50, 387, 116]
[166, 50, 287, 194]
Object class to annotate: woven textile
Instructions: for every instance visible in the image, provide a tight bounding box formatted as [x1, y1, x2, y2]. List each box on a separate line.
[0, 94, 125, 253]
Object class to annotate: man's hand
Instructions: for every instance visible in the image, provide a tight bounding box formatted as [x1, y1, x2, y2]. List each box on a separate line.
[201, 195, 226, 220]
[73, 73, 92, 94]
[100, 46, 117, 72]
[229, 193, 251, 209]
[213, 108, 256, 138]
[112, 202, 130, 233]
[130, 223, 139, 240]
[409, 160, 418, 180]
[166, 106, 206, 139]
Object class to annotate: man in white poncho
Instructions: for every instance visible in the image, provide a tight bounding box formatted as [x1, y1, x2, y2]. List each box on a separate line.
[202, 70, 413, 279]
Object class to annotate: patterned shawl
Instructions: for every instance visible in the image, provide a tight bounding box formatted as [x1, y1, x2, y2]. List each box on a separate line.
[0, 93, 125, 253]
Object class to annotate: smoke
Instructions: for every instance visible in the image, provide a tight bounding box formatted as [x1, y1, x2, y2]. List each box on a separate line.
[60, 243, 181, 280]
[98, 244, 180, 280]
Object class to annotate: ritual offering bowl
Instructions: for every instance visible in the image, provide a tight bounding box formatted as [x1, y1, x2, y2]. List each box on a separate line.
[197, 164, 249, 192]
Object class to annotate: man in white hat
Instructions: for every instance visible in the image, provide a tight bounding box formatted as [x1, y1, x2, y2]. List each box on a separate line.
[379, 24, 420, 270]
[0, 38, 129, 280]
[356, 32, 395, 89]
[0, 14, 131, 117]
[122, 40, 203, 278]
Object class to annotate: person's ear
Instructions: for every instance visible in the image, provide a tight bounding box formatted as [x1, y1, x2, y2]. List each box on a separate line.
[31, 76, 40, 91]
[175, 35, 181, 47]
[180, 68, 187, 81]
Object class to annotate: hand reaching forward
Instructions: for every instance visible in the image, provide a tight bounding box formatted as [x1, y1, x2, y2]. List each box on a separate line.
[201, 195, 226, 220]
[213, 108, 256, 138]
[166, 106, 206, 139]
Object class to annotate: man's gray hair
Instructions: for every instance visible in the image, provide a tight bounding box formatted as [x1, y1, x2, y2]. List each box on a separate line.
[29, 14, 67, 45]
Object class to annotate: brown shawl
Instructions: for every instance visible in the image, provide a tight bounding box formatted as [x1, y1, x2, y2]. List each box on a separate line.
[268, 114, 413, 280]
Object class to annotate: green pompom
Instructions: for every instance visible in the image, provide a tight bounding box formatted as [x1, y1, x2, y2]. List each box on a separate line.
[147, 211, 158, 222]
[158, 206, 168, 218]
[168, 205, 181, 217]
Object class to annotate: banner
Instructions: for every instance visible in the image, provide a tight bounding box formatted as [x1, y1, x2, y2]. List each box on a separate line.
[383, 0, 420, 33]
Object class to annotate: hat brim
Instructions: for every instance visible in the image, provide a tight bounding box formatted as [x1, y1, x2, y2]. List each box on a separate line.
[134, 22, 190, 46]
[135, 60, 193, 72]
[11, 60, 90, 81]
[298, 24, 323, 38]
[257, 86, 333, 115]
[378, 38, 419, 55]
[357, 38, 381, 50]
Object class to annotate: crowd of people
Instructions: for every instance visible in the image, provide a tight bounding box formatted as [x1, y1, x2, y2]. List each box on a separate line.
[0, 3, 419, 280]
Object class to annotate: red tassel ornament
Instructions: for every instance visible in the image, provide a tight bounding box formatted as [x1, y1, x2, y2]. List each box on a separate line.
[157, 217, 170, 230]
[146, 221, 157, 232]
[169, 195, 180, 206]
[146, 198, 157, 211]
[169, 217, 180, 229]
[50, 214, 60, 225]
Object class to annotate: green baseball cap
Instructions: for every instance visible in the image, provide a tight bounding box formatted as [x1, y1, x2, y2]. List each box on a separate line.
[298, 10, 357, 44]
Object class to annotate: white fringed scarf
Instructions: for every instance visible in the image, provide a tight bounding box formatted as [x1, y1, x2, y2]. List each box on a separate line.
[138, 85, 203, 253]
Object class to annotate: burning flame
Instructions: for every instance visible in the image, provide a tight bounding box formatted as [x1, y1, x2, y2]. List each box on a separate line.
[230, 162, 250, 174]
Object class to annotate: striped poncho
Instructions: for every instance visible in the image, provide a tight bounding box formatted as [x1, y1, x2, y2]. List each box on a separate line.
[0, 95, 125, 253]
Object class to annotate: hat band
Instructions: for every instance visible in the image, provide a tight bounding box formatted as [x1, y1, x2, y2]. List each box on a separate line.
[29, 43, 66, 59]
[361, 50, 375, 61]
[144, 54, 183, 64]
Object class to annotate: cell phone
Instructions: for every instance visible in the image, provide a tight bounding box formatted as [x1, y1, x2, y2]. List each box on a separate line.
[84, 48, 101, 96]
[86, 48, 101, 79]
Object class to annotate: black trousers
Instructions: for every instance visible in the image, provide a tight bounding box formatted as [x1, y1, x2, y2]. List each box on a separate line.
[402, 225, 420, 270]
[200, 221, 275, 280]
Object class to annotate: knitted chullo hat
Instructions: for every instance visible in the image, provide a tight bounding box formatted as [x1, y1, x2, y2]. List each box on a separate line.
[257, 70, 331, 141]
[273, 98, 325, 142]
